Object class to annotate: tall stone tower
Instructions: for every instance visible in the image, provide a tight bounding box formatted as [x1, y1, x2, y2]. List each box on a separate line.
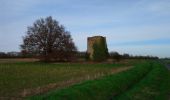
[87, 36, 108, 60]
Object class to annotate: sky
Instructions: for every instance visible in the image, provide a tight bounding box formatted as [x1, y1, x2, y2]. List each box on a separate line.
[0, 0, 170, 58]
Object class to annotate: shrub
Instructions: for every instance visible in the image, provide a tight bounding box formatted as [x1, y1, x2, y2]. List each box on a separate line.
[92, 38, 108, 61]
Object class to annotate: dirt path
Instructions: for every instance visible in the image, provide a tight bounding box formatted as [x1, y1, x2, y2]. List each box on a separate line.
[0, 58, 39, 63]
[161, 61, 170, 100]
[20, 66, 133, 98]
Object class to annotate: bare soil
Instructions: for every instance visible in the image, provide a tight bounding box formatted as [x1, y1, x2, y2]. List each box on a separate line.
[0, 58, 39, 63]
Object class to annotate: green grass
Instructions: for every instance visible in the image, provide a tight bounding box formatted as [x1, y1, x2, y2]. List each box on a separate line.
[1, 60, 169, 100]
[164, 59, 170, 64]
[115, 62, 170, 100]
[0, 62, 123, 98]
[28, 61, 152, 100]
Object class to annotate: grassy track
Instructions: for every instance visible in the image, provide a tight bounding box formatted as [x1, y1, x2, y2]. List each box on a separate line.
[115, 62, 170, 100]
[28, 61, 152, 100]
[0, 62, 124, 98]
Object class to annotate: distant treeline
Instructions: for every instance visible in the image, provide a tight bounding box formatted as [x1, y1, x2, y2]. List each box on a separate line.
[0, 51, 32, 58]
[0, 51, 160, 60]
[76, 51, 159, 61]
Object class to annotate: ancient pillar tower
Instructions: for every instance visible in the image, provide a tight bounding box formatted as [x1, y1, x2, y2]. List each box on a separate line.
[87, 36, 108, 60]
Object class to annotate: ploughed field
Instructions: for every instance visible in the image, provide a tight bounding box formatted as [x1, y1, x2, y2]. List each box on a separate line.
[0, 60, 130, 99]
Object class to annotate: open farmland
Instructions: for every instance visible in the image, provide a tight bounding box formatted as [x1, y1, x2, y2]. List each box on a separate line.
[0, 59, 170, 100]
[0, 59, 132, 99]
[28, 61, 170, 100]
[115, 61, 170, 100]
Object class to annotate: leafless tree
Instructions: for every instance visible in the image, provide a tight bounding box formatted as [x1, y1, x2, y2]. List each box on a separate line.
[21, 16, 77, 62]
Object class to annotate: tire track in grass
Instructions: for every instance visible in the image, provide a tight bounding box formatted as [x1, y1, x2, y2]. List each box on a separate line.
[27, 62, 152, 100]
[21, 66, 132, 97]
[115, 62, 170, 100]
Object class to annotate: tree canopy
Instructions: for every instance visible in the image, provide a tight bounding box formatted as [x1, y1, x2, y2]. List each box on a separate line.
[21, 16, 77, 61]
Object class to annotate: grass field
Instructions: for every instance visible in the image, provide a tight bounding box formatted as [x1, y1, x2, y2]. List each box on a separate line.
[115, 62, 170, 100]
[164, 59, 170, 64]
[0, 60, 132, 99]
[0, 59, 169, 100]
[28, 61, 170, 100]
[28, 61, 152, 100]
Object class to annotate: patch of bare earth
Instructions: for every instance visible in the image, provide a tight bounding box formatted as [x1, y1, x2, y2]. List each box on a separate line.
[20, 66, 133, 97]
[0, 58, 39, 63]
[0, 97, 22, 100]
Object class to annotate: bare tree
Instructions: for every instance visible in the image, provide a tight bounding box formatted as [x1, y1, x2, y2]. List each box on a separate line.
[21, 16, 77, 62]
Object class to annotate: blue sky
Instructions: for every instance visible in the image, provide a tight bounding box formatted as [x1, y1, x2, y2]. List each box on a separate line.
[0, 0, 170, 58]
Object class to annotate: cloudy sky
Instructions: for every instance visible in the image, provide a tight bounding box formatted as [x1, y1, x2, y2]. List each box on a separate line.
[0, 0, 170, 58]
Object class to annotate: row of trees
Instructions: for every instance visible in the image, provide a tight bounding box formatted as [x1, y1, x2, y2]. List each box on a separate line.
[109, 52, 159, 61]
[0, 51, 159, 61]
[76, 51, 159, 62]
[0, 52, 23, 58]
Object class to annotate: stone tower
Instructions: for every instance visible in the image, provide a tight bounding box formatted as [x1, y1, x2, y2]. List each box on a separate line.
[87, 36, 108, 60]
